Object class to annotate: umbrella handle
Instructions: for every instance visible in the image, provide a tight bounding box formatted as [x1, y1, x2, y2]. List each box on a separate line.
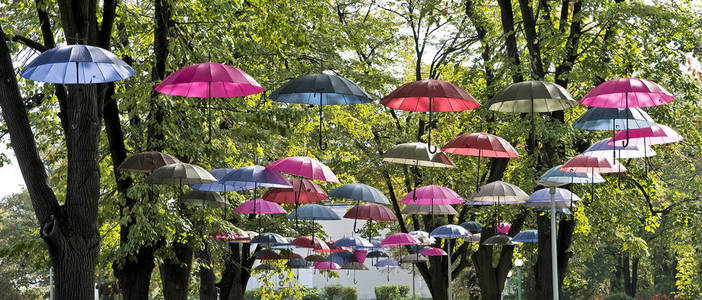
[427, 98, 437, 154]
[622, 92, 630, 147]
[318, 101, 328, 150]
[202, 85, 212, 144]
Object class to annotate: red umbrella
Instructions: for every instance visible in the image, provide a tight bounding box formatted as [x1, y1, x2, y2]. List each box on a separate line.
[314, 241, 349, 253]
[291, 236, 331, 251]
[344, 203, 397, 239]
[381, 79, 480, 152]
[263, 178, 328, 204]
[442, 132, 519, 191]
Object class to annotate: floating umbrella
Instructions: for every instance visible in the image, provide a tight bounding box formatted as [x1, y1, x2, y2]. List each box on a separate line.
[254, 263, 277, 272]
[374, 259, 400, 281]
[408, 231, 436, 246]
[459, 221, 482, 233]
[573, 107, 656, 131]
[442, 132, 519, 191]
[329, 251, 355, 267]
[342, 260, 368, 283]
[381, 80, 480, 152]
[487, 80, 577, 145]
[267, 156, 340, 183]
[315, 240, 348, 253]
[155, 62, 262, 143]
[381, 142, 456, 168]
[380, 233, 420, 247]
[512, 230, 538, 243]
[560, 155, 627, 174]
[353, 250, 368, 264]
[191, 168, 255, 192]
[420, 247, 447, 256]
[180, 190, 227, 208]
[287, 258, 311, 269]
[21, 44, 134, 84]
[233, 198, 286, 215]
[270, 73, 372, 149]
[580, 77, 674, 108]
[482, 235, 515, 246]
[430, 225, 471, 300]
[271, 237, 299, 249]
[401, 185, 464, 205]
[402, 204, 457, 215]
[330, 183, 390, 233]
[333, 236, 374, 248]
[314, 261, 341, 270]
[287, 204, 340, 243]
[250, 232, 287, 245]
[219, 165, 292, 190]
[537, 164, 605, 186]
[253, 249, 279, 260]
[399, 254, 428, 263]
[118, 151, 180, 173]
[608, 124, 683, 146]
[471, 181, 528, 228]
[367, 251, 389, 259]
[264, 178, 327, 204]
[344, 203, 397, 238]
[291, 236, 330, 251]
[305, 254, 328, 262]
[146, 163, 217, 185]
[527, 188, 582, 209]
[584, 138, 656, 159]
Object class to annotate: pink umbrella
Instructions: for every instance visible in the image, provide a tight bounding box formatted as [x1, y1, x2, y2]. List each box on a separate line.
[608, 124, 683, 146]
[233, 198, 286, 215]
[155, 62, 263, 143]
[263, 178, 328, 204]
[267, 156, 340, 184]
[400, 185, 464, 205]
[314, 261, 341, 270]
[353, 250, 368, 264]
[560, 155, 626, 201]
[580, 77, 673, 108]
[291, 236, 331, 251]
[495, 223, 511, 235]
[420, 247, 447, 256]
[314, 241, 348, 253]
[380, 233, 420, 247]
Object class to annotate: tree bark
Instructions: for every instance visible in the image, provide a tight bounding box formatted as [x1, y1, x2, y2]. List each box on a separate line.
[198, 244, 218, 300]
[160, 240, 194, 300]
[218, 242, 257, 300]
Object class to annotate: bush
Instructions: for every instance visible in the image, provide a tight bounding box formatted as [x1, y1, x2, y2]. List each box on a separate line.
[603, 293, 633, 300]
[301, 288, 325, 300]
[323, 285, 357, 300]
[375, 285, 410, 300]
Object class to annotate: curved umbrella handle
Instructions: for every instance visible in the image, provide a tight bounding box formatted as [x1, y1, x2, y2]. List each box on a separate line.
[202, 84, 213, 144]
[427, 98, 437, 154]
[318, 101, 328, 150]
[622, 92, 630, 147]
[353, 218, 362, 234]
[353, 270, 358, 284]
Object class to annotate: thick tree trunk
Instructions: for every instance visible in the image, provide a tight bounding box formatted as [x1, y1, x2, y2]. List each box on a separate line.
[427, 257, 449, 300]
[218, 242, 256, 300]
[198, 245, 218, 300]
[160, 240, 194, 300]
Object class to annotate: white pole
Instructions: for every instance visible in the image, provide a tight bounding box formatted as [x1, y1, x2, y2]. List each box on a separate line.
[549, 187, 559, 300]
[448, 240, 452, 300]
[49, 267, 54, 300]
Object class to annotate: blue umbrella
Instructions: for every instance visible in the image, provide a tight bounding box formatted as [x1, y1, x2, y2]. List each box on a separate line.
[287, 204, 341, 221]
[286, 258, 311, 269]
[250, 232, 288, 245]
[374, 258, 399, 281]
[329, 183, 389, 233]
[271, 237, 299, 249]
[329, 251, 355, 266]
[219, 165, 292, 189]
[430, 224, 470, 300]
[191, 168, 255, 192]
[459, 221, 482, 233]
[269, 73, 373, 150]
[333, 236, 374, 248]
[366, 251, 389, 259]
[537, 165, 604, 186]
[573, 107, 655, 131]
[21, 45, 134, 84]
[512, 230, 538, 243]
[527, 188, 582, 209]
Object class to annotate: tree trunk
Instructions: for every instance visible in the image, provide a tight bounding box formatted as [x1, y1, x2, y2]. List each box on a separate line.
[198, 244, 218, 300]
[218, 242, 256, 300]
[160, 240, 194, 300]
[427, 257, 449, 300]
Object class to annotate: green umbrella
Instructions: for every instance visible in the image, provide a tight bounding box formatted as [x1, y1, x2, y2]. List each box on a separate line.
[180, 190, 227, 208]
[146, 163, 217, 185]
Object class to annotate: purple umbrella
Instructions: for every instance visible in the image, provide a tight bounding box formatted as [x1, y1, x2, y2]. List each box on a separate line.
[400, 185, 464, 205]
[374, 259, 400, 281]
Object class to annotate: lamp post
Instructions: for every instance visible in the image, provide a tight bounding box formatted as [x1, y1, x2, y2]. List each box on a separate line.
[514, 259, 523, 300]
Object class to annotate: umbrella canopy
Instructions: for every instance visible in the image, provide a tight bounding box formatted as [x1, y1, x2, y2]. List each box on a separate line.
[219, 165, 292, 189]
[560, 155, 627, 173]
[399, 254, 428, 263]
[333, 237, 374, 248]
[527, 188, 582, 209]
[271, 237, 299, 249]
[155, 62, 262, 98]
[367, 251, 389, 258]
[401, 204, 457, 215]
[342, 262, 368, 270]
[496, 223, 512, 234]
[180, 190, 227, 208]
[305, 254, 328, 262]
[584, 138, 656, 159]
[270, 73, 372, 105]
[400, 185, 464, 205]
[21, 44, 134, 84]
[580, 77, 673, 108]
[314, 262, 341, 270]
[488, 80, 577, 112]
[441, 132, 519, 158]
[287, 204, 341, 221]
[146, 163, 217, 185]
[471, 181, 530, 203]
[380, 233, 420, 247]
[608, 124, 683, 146]
[343, 203, 397, 221]
[267, 156, 340, 184]
[315, 241, 348, 253]
[459, 221, 482, 233]
[573, 107, 656, 131]
[374, 259, 400, 268]
[254, 263, 277, 272]
[118, 151, 179, 173]
[291, 236, 330, 251]
[430, 225, 471, 239]
[250, 232, 288, 244]
[190, 168, 256, 192]
[263, 178, 328, 204]
[353, 250, 368, 264]
[329, 183, 390, 205]
[537, 164, 605, 186]
[254, 249, 279, 260]
[287, 258, 311, 269]
[233, 199, 286, 215]
[329, 251, 355, 266]
[381, 79, 480, 112]
[420, 247, 447, 256]
[512, 230, 538, 243]
[482, 235, 515, 246]
[381, 142, 456, 168]
[409, 231, 436, 245]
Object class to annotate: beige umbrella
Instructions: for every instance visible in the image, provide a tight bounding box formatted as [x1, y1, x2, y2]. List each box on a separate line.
[399, 254, 428, 263]
[118, 151, 180, 173]
[146, 163, 217, 185]
[180, 190, 227, 208]
[401, 204, 457, 215]
[381, 142, 455, 168]
[470, 181, 529, 203]
[482, 234, 515, 246]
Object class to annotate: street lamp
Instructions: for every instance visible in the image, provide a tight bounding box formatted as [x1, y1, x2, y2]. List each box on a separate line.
[514, 259, 524, 300]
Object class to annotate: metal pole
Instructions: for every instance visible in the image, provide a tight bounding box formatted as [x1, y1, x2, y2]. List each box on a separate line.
[50, 266, 54, 300]
[412, 264, 416, 300]
[549, 186, 559, 300]
[448, 239, 452, 300]
[518, 266, 522, 300]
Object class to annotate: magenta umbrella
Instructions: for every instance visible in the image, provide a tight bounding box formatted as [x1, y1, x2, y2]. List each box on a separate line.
[233, 198, 287, 215]
[420, 247, 447, 256]
[607, 123, 683, 175]
[314, 261, 341, 270]
[400, 185, 464, 205]
[380, 233, 420, 247]
[155, 62, 263, 143]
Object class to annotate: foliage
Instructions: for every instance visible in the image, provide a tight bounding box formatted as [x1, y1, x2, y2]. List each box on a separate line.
[603, 292, 633, 300]
[322, 285, 357, 300]
[375, 285, 410, 300]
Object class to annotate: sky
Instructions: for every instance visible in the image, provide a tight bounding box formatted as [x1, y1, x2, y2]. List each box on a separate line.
[0, 146, 25, 198]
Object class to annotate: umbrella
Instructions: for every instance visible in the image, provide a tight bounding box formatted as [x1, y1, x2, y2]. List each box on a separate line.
[264, 178, 328, 204]
[353, 250, 368, 264]
[291, 236, 330, 251]
[380, 233, 420, 247]
[608, 124, 683, 146]
[233, 198, 286, 215]
[442, 132, 519, 191]
[146, 163, 217, 185]
[118, 151, 180, 173]
[191, 168, 256, 192]
[250, 232, 287, 245]
[21, 44, 134, 84]
[342, 260, 368, 283]
[329, 183, 390, 232]
[482, 235, 515, 246]
[179, 190, 227, 208]
[573, 107, 656, 131]
[560, 155, 627, 174]
[367, 251, 389, 258]
[527, 188, 582, 209]
[401, 204, 457, 215]
[314, 261, 341, 270]
[253, 249, 279, 260]
[381, 142, 456, 168]
[305, 254, 328, 262]
[584, 138, 656, 160]
[333, 237, 374, 248]
[399, 254, 428, 263]
[495, 223, 511, 234]
[430, 225, 471, 300]
[487, 80, 577, 145]
[267, 156, 340, 183]
[287, 204, 340, 243]
[408, 231, 436, 246]
[219, 165, 292, 190]
[381, 79, 480, 152]
[471, 181, 529, 226]
[374, 258, 400, 281]
[287, 258, 311, 269]
[420, 247, 447, 256]
[459, 221, 482, 233]
[512, 230, 538, 243]
[537, 164, 605, 186]
[316, 241, 348, 253]
[271, 237, 299, 250]
[155, 62, 262, 143]
[270, 73, 372, 149]
[254, 263, 277, 272]
[344, 203, 397, 238]
[329, 251, 355, 267]
[580, 77, 673, 108]
[401, 185, 464, 205]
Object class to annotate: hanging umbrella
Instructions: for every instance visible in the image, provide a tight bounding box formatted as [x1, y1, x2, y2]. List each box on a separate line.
[408, 231, 436, 246]
[270, 73, 372, 149]
[430, 225, 471, 300]
[254, 249, 280, 260]
[288, 204, 340, 243]
[608, 124, 683, 146]
[442, 132, 519, 191]
[291, 236, 330, 251]
[155, 62, 263, 143]
[254, 263, 277, 272]
[21, 44, 134, 84]
[179, 190, 227, 208]
[353, 250, 368, 264]
[250, 232, 287, 245]
[482, 235, 515, 246]
[118, 151, 180, 173]
[191, 168, 255, 192]
[381, 142, 456, 168]
[459, 221, 482, 234]
[264, 178, 328, 204]
[330, 183, 390, 232]
[580, 77, 673, 108]
[314, 261, 341, 270]
[342, 261, 368, 283]
[380, 233, 420, 247]
[329, 251, 355, 267]
[267, 156, 340, 183]
[401, 204, 457, 215]
[495, 223, 511, 234]
[367, 251, 389, 259]
[527, 188, 582, 209]
[584, 138, 656, 159]
[487, 80, 577, 145]
[344, 203, 397, 238]
[146, 163, 217, 185]
[401, 185, 464, 205]
[420, 247, 447, 256]
[374, 258, 400, 282]
[233, 198, 286, 215]
[219, 165, 292, 190]
[315, 240, 349, 253]
[512, 230, 538, 243]
[399, 254, 428, 263]
[537, 164, 605, 186]
[470, 181, 529, 204]
[333, 237, 374, 248]
[560, 155, 627, 174]
[305, 254, 328, 262]
[381, 80, 480, 152]
[287, 258, 311, 269]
